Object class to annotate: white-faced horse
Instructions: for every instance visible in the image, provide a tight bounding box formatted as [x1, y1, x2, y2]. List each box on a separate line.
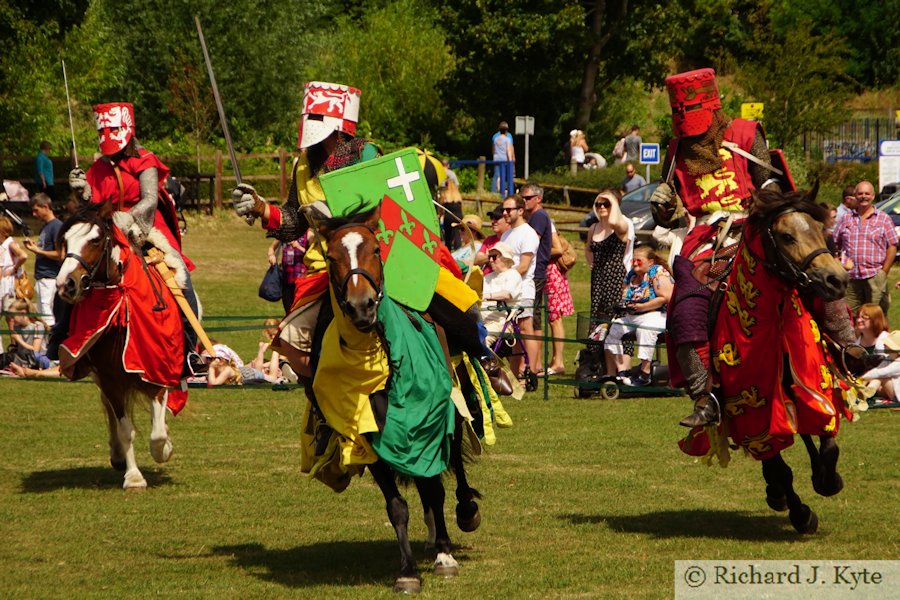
[56, 200, 184, 490]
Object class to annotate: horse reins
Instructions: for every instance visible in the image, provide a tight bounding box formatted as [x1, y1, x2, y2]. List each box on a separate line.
[65, 229, 114, 292]
[760, 207, 831, 288]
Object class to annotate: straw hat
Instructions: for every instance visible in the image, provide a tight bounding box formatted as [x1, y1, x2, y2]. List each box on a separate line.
[488, 241, 515, 261]
[454, 214, 485, 239]
[884, 330, 900, 352]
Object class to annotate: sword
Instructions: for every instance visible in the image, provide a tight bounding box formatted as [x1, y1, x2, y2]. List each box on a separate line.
[62, 59, 79, 168]
[194, 16, 253, 224]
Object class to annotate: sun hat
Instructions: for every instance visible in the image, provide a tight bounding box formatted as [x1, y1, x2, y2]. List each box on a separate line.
[884, 330, 900, 352]
[454, 214, 485, 239]
[488, 241, 514, 261]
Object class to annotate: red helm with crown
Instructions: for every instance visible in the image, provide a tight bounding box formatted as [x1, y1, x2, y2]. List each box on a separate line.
[665, 68, 722, 137]
[93, 102, 135, 155]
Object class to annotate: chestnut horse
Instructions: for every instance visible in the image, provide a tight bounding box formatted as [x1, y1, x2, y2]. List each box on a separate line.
[309, 203, 482, 593]
[56, 200, 184, 490]
[684, 187, 855, 533]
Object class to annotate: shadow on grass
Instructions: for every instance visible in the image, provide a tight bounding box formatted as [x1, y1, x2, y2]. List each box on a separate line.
[20, 466, 173, 493]
[210, 540, 472, 589]
[560, 509, 808, 541]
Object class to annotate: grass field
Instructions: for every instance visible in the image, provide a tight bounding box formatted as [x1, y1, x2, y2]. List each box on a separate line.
[1, 210, 898, 599]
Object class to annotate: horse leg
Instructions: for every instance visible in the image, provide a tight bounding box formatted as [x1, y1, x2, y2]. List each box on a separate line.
[415, 475, 459, 578]
[803, 434, 843, 497]
[762, 453, 818, 534]
[149, 388, 173, 464]
[450, 417, 482, 532]
[368, 460, 420, 594]
[100, 390, 126, 472]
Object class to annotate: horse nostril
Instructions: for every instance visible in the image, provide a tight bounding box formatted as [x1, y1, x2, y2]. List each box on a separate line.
[367, 297, 376, 309]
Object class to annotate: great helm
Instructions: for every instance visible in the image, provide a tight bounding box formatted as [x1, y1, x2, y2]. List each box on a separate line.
[297, 81, 361, 149]
[665, 68, 722, 137]
[93, 102, 135, 156]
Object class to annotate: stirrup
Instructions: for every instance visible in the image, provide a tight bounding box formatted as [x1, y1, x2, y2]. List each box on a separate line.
[679, 392, 721, 428]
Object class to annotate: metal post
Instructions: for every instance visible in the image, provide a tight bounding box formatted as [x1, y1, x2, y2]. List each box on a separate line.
[524, 132, 530, 180]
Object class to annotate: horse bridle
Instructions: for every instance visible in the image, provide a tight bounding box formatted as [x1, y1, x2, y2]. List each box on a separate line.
[329, 223, 385, 317]
[761, 207, 831, 288]
[65, 225, 115, 291]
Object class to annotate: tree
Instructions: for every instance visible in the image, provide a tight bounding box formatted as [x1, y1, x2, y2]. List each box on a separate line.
[165, 51, 216, 171]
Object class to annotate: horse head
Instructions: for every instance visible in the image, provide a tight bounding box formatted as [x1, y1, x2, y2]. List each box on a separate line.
[749, 184, 848, 301]
[56, 200, 122, 304]
[318, 202, 384, 331]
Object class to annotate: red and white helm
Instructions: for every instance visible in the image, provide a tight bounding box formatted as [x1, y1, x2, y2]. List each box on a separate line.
[297, 81, 361, 149]
[665, 68, 722, 137]
[93, 102, 135, 155]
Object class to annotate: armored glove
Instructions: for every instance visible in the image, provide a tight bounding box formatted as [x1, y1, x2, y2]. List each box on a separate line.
[69, 168, 92, 202]
[232, 183, 267, 219]
[112, 211, 146, 247]
[650, 182, 683, 228]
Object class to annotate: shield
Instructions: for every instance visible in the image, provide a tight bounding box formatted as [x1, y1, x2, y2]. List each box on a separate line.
[319, 148, 441, 310]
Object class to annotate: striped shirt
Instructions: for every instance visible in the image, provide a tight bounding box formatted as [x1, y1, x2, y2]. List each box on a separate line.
[833, 209, 898, 279]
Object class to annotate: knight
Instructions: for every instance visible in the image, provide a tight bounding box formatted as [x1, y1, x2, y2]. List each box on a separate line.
[59, 102, 201, 373]
[232, 81, 495, 384]
[651, 68, 857, 428]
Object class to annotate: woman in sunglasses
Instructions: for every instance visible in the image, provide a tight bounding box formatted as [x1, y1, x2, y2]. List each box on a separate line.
[586, 189, 634, 325]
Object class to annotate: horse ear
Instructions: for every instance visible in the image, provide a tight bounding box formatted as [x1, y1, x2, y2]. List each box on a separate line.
[98, 199, 115, 219]
[807, 179, 820, 203]
[365, 201, 382, 230]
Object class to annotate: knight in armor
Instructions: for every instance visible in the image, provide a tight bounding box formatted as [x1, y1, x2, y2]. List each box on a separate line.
[232, 81, 493, 383]
[57, 102, 200, 371]
[651, 68, 857, 428]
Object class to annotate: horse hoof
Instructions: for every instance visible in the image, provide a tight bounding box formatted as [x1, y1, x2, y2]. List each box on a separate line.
[123, 470, 147, 491]
[433, 552, 459, 578]
[150, 438, 173, 463]
[812, 471, 844, 497]
[789, 504, 819, 534]
[392, 576, 421, 594]
[456, 501, 481, 533]
[765, 485, 788, 512]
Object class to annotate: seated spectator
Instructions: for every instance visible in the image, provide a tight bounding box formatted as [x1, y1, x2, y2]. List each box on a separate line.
[855, 303, 888, 353]
[451, 214, 486, 267]
[1, 298, 50, 370]
[860, 330, 900, 404]
[479, 242, 522, 347]
[604, 246, 673, 386]
[7, 362, 61, 378]
[569, 130, 606, 170]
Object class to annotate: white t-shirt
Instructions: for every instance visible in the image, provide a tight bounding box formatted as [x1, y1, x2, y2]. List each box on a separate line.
[500, 223, 539, 282]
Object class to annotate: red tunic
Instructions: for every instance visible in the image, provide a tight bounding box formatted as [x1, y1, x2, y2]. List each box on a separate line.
[60, 228, 187, 414]
[86, 150, 194, 271]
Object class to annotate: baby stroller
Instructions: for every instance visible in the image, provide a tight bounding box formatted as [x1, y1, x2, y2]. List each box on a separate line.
[574, 305, 669, 399]
[490, 303, 539, 392]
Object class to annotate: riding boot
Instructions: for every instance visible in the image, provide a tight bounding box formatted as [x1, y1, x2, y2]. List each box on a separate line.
[45, 295, 73, 362]
[179, 273, 203, 377]
[676, 343, 720, 428]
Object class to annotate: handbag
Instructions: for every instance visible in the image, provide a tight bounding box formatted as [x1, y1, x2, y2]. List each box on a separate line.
[14, 272, 34, 300]
[555, 236, 578, 273]
[258, 264, 283, 302]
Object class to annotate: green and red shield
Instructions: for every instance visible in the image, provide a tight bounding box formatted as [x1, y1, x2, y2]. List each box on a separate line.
[319, 148, 441, 310]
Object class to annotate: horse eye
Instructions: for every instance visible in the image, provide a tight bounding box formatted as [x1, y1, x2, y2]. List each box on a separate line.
[779, 232, 796, 245]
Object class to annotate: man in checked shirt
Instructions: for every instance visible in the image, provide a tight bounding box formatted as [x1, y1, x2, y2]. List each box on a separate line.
[832, 180, 898, 315]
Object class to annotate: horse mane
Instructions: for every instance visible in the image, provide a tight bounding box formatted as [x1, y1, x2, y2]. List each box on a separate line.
[748, 185, 828, 226]
[321, 200, 378, 232]
[57, 202, 108, 244]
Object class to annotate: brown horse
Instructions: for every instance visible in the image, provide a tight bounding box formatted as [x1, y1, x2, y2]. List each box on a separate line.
[56, 200, 184, 490]
[686, 186, 854, 533]
[309, 203, 482, 593]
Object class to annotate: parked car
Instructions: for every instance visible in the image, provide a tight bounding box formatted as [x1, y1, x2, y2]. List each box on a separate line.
[875, 190, 900, 238]
[579, 182, 685, 247]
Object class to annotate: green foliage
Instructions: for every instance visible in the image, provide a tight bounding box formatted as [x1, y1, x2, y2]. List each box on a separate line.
[738, 19, 853, 148]
[308, 0, 455, 147]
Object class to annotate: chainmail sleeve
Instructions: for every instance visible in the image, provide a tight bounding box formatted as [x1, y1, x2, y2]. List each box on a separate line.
[265, 167, 311, 243]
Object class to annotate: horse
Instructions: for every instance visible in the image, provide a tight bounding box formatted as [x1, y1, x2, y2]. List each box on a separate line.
[308, 203, 483, 593]
[56, 200, 185, 490]
[682, 186, 857, 534]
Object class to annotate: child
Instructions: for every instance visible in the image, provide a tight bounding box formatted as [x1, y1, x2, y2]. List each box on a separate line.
[2, 298, 50, 369]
